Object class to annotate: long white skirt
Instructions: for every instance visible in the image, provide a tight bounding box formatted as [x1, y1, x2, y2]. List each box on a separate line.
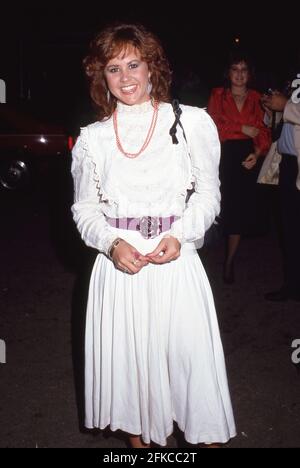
[84, 228, 236, 446]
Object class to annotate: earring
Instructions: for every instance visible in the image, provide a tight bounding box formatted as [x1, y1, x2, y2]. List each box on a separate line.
[107, 89, 111, 103]
[147, 80, 152, 95]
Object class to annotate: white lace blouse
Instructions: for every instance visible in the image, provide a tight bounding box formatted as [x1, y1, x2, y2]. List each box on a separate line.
[71, 100, 221, 255]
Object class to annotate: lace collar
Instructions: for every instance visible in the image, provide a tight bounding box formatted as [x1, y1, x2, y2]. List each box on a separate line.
[117, 99, 156, 114]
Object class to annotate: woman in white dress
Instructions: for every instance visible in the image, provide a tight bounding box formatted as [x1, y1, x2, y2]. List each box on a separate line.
[71, 23, 236, 448]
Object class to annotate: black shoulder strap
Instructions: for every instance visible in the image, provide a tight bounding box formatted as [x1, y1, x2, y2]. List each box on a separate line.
[170, 99, 187, 144]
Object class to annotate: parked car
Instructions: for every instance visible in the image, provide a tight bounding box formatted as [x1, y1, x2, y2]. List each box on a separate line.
[0, 103, 74, 191]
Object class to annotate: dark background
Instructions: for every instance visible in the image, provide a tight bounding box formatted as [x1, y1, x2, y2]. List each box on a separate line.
[1, 3, 300, 448]
[1, 3, 300, 133]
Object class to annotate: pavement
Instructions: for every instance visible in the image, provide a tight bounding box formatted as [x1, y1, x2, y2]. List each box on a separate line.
[0, 188, 299, 448]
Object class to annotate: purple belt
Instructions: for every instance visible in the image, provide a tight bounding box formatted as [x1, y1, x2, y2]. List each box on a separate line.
[105, 215, 180, 239]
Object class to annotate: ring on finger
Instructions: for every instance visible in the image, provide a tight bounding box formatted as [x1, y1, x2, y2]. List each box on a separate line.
[131, 258, 139, 266]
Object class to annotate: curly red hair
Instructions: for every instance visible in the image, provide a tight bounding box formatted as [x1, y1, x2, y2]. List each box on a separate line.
[83, 23, 172, 120]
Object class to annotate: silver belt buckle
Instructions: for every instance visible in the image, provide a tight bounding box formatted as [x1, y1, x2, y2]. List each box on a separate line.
[138, 216, 160, 239]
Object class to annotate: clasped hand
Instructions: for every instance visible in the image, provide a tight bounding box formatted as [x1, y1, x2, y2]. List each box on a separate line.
[241, 125, 260, 138]
[111, 236, 181, 274]
[242, 153, 258, 170]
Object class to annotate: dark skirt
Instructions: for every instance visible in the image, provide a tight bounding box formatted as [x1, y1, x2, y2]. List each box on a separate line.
[220, 139, 266, 236]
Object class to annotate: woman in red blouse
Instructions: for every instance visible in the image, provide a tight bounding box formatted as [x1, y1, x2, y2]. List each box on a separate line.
[208, 54, 271, 283]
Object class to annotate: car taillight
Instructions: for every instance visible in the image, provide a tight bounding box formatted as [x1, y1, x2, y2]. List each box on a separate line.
[68, 136, 75, 151]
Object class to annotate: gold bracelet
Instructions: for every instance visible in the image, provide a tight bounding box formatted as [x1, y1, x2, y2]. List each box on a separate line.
[108, 237, 123, 260]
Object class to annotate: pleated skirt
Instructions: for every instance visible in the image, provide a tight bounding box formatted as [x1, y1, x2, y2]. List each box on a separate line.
[84, 228, 236, 446]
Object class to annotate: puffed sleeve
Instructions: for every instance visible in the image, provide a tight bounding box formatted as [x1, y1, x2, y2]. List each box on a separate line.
[169, 108, 221, 244]
[71, 130, 118, 256]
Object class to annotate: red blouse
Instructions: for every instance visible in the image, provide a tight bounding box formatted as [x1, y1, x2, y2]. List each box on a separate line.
[207, 87, 271, 155]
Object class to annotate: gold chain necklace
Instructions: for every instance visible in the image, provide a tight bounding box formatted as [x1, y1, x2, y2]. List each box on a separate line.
[232, 91, 248, 99]
[113, 101, 159, 158]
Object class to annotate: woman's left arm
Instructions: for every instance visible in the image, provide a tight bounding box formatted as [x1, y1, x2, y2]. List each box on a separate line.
[253, 95, 272, 156]
[169, 109, 221, 244]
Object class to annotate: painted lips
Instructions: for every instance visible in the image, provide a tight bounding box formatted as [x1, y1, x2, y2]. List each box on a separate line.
[121, 85, 138, 94]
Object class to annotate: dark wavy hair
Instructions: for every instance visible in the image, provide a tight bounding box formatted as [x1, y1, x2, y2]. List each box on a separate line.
[223, 51, 255, 89]
[83, 23, 172, 120]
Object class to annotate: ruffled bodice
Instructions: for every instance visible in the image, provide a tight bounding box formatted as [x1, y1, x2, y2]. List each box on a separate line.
[78, 101, 193, 218]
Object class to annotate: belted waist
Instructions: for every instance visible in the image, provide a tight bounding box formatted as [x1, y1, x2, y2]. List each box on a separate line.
[105, 215, 180, 239]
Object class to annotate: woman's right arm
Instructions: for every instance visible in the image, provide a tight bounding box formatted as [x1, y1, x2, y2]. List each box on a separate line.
[71, 133, 119, 256]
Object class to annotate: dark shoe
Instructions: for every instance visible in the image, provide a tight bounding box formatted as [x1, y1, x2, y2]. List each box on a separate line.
[264, 288, 289, 302]
[223, 263, 234, 284]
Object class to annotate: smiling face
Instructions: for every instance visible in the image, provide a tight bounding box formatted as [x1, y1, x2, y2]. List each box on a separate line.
[104, 45, 151, 106]
[229, 61, 250, 88]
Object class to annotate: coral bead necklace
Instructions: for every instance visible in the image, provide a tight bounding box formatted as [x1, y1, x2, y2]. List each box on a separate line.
[113, 100, 159, 158]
